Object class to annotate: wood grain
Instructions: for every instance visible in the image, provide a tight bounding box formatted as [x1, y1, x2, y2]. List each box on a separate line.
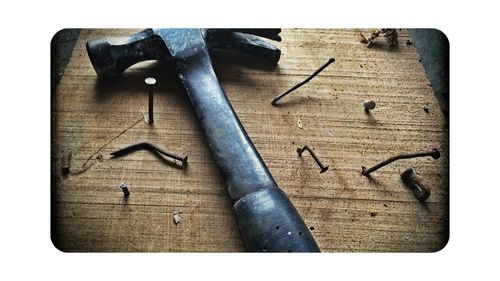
[51, 29, 449, 252]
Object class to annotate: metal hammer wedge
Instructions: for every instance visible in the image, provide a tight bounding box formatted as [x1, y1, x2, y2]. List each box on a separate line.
[86, 29, 320, 252]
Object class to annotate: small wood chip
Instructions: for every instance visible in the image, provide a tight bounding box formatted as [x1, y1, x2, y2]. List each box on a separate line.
[358, 32, 368, 43]
[96, 154, 103, 162]
[297, 118, 303, 129]
[173, 208, 182, 225]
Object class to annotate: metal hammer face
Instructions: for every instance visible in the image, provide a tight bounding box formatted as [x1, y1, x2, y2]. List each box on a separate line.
[87, 29, 320, 252]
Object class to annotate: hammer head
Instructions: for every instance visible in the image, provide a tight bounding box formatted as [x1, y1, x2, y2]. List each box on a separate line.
[86, 28, 282, 77]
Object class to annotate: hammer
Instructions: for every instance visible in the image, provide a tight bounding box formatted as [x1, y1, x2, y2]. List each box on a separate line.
[86, 29, 320, 252]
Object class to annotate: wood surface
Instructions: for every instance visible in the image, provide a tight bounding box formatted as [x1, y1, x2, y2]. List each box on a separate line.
[51, 29, 449, 252]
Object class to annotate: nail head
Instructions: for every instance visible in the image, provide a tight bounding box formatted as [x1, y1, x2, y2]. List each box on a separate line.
[364, 100, 376, 110]
[145, 77, 156, 85]
[431, 148, 440, 159]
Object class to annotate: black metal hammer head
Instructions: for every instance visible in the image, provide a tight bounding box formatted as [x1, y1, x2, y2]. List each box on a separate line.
[86, 28, 282, 77]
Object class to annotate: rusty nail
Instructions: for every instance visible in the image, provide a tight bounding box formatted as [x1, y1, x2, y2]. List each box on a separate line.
[297, 145, 329, 173]
[400, 168, 431, 202]
[362, 148, 440, 176]
[61, 150, 72, 174]
[271, 58, 335, 106]
[110, 142, 188, 168]
[120, 182, 130, 197]
[364, 99, 376, 112]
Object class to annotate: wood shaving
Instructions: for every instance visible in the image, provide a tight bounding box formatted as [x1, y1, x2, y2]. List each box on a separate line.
[358, 32, 368, 44]
[359, 29, 398, 48]
[173, 208, 182, 225]
[297, 118, 303, 129]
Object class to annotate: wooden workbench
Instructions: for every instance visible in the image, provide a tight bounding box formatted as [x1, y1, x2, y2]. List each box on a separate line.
[51, 29, 448, 252]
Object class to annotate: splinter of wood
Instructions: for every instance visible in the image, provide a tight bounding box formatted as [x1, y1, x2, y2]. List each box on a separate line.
[400, 168, 431, 202]
[361, 148, 440, 176]
[271, 58, 335, 106]
[297, 145, 329, 173]
[110, 142, 188, 167]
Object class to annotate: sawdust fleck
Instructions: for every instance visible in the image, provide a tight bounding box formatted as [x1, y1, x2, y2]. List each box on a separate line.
[96, 154, 103, 162]
[297, 118, 303, 129]
[173, 208, 182, 225]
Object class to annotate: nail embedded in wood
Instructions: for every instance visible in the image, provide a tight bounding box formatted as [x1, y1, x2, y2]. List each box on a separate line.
[145, 77, 156, 125]
[61, 150, 72, 174]
[361, 148, 440, 176]
[120, 182, 130, 197]
[271, 58, 335, 106]
[364, 99, 376, 112]
[297, 145, 329, 173]
[110, 142, 188, 168]
[400, 168, 431, 202]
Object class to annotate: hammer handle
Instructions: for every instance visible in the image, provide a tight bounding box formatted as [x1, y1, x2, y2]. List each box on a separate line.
[178, 50, 277, 202]
[176, 48, 320, 252]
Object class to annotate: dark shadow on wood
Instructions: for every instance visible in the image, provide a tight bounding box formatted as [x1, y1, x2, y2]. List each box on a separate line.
[365, 111, 379, 125]
[92, 61, 184, 103]
[210, 49, 279, 71]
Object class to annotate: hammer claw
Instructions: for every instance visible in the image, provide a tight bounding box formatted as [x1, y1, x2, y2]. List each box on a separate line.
[206, 30, 281, 63]
[218, 28, 282, 42]
[86, 29, 169, 77]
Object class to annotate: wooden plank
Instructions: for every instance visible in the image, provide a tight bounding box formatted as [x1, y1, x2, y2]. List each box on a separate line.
[51, 29, 448, 252]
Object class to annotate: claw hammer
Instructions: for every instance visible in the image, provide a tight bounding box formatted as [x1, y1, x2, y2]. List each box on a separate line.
[86, 29, 320, 252]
